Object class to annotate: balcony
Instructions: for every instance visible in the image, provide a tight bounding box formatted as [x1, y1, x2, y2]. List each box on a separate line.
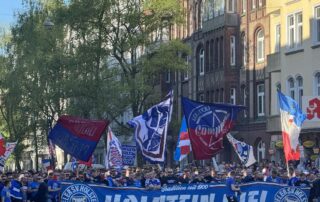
[266, 52, 281, 73]
[202, 13, 239, 33]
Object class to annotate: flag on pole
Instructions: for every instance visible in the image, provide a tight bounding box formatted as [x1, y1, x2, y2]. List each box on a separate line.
[0, 134, 17, 170]
[128, 92, 173, 162]
[182, 97, 245, 160]
[105, 127, 122, 169]
[48, 115, 108, 161]
[278, 91, 306, 162]
[42, 159, 51, 170]
[226, 133, 256, 167]
[174, 116, 191, 161]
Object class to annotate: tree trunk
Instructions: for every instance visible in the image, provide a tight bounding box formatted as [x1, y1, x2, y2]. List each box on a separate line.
[14, 152, 21, 172]
[34, 130, 39, 172]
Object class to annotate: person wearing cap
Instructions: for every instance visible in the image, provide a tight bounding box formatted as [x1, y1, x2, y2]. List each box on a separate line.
[226, 171, 240, 202]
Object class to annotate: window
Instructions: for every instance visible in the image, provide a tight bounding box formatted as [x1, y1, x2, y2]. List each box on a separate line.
[276, 83, 281, 113]
[199, 94, 205, 102]
[242, 34, 247, 67]
[257, 84, 265, 116]
[257, 140, 265, 162]
[220, 88, 224, 102]
[220, 37, 224, 68]
[275, 24, 281, 52]
[165, 71, 170, 83]
[288, 77, 295, 99]
[258, 0, 262, 7]
[230, 35, 236, 66]
[184, 56, 189, 80]
[297, 76, 303, 108]
[227, 0, 235, 13]
[256, 29, 265, 62]
[316, 73, 320, 96]
[199, 48, 204, 75]
[314, 6, 320, 43]
[287, 12, 303, 49]
[242, 86, 247, 117]
[252, 0, 256, 10]
[215, 89, 219, 102]
[242, 0, 247, 13]
[230, 88, 236, 104]
[215, 39, 221, 68]
[214, 0, 225, 17]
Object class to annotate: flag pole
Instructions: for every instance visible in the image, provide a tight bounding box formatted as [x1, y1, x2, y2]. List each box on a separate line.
[286, 161, 290, 177]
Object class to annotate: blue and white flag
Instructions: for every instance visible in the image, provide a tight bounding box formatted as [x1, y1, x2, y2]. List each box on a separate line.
[42, 159, 51, 169]
[278, 91, 306, 162]
[227, 133, 256, 167]
[71, 157, 77, 171]
[105, 127, 122, 169]
[174, 116, 191, 162]
[128, 93, 173, 162]
[122, 145, 136, 166]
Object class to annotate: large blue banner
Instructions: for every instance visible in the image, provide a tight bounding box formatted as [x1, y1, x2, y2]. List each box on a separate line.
[61, 182, 310, 202]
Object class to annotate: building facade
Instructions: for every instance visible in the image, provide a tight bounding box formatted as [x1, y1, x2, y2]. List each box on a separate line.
[267, 0, 320, 163]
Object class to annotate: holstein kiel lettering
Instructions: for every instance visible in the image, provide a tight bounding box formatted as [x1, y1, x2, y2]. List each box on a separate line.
[182, 97, 245, 160]
[61, 184, 99, 202]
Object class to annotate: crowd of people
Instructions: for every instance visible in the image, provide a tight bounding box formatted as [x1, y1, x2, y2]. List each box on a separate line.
[1, 158, 320, 201]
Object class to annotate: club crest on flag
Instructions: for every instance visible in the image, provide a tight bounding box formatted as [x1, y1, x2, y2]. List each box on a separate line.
[129, 93, 173, 162]
[182, 97, 245, 160]
[226, 133, 256, 167]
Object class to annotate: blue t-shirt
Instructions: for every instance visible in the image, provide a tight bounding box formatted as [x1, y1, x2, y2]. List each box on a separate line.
[1, 187, 11, 202]
[28, 181, 39, 198]
[48, 179, 61, 199]
[134, 179, 142, 188]
[10, 180, 22, 199]
[226, 177, 236, 197]
[288, 177, 299, 186]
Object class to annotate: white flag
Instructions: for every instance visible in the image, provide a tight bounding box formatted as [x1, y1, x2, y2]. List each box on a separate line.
[227, 133, 256, 167]
[105, 127, 122, 169]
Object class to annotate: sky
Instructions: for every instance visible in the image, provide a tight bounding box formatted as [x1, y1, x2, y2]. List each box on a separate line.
[0, 0, 24, 31]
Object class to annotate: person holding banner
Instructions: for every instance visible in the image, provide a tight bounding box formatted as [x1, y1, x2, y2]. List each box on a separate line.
[226, 171, 240, 202]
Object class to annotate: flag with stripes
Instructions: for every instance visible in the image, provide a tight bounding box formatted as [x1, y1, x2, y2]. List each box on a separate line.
[278, 91, 306, 162]
[174, 116, 191, 161]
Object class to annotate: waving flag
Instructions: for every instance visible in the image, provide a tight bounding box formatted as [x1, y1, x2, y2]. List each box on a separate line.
[128, 93, 173, 162]
[48, 116, 108, 162]
[227, 133, 256, 167]
[42, 159, 51, 170]
[0, 141, 17, 170]
[182, 97, 245, 160]
[278, 91, 306, 162]
[105, 127, 122, 169]
[174, 116, 191, 161]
